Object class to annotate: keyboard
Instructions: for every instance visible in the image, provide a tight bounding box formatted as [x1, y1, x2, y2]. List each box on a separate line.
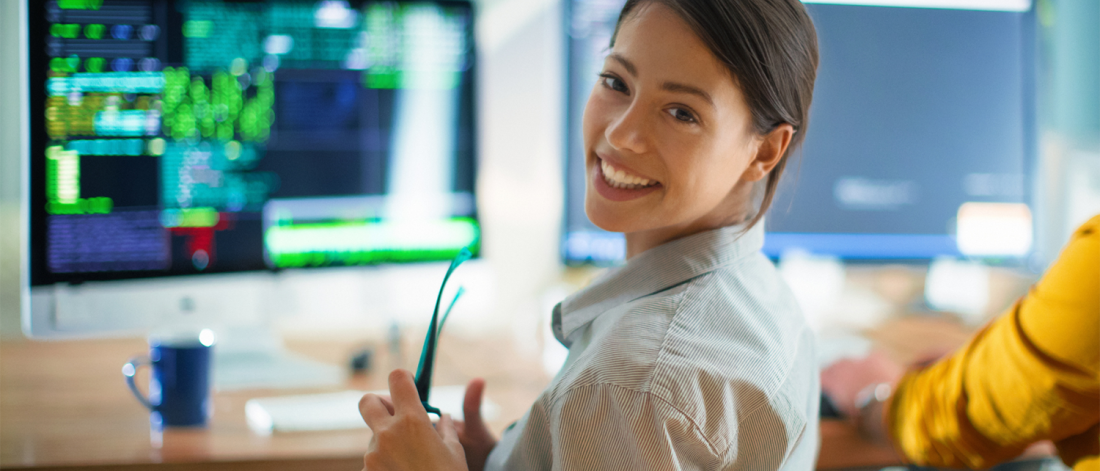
[244, 385, 500, 434]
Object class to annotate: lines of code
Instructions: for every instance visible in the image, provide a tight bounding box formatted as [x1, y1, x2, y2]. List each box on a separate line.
[161, 141, 276, 212]
[362, 3, 468, 89]
[160, 67, 274, 142]
[46, 93, 160, 141]
[42, 0, 179, 272]
[47, 210, 170, 273]
[46, 145, 113, 215]
[182, 1, 469, 89]
[48, 72, 165, 95]
[66, 138, 155, 156]
[183, 1, 359, 73]
[41, 0, 281, 272]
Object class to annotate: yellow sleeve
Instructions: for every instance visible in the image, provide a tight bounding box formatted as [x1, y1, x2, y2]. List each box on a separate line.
[886, 215, 1100, 470]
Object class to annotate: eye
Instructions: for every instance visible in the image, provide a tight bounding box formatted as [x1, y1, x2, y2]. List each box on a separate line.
[667, 107, 697, 124]
[599, 73, 629, 95]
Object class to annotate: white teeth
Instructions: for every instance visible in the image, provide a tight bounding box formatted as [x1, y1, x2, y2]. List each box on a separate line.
[601, 159, 655, 189]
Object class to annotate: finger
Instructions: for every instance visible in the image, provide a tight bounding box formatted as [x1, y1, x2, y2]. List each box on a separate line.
[358, 394, 394, 429]
[388, 369, 427, 415]
[363, 435, 378, 471]
[378, 395, 395, 415]
[437, 413, 460, 446]
[463, 378, 487, 429]
[367, 434, 378, 453]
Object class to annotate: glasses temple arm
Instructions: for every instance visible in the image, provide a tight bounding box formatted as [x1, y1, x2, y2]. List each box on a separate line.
[414, 248, 472, 405]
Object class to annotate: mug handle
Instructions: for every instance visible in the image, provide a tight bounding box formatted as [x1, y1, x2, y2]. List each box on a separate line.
[123, 356, 154, 411]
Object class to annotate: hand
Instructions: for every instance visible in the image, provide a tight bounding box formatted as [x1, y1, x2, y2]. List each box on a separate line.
[453, 378, 498, 471]
[820, 350, 904, 417]
[359, 369, 468, 471]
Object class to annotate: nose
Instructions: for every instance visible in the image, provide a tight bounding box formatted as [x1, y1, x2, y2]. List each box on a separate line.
[604, 101, 649, 155]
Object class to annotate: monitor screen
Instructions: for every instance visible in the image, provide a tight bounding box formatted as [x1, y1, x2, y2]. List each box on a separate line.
[562, 0, 1035, 263]
[29, 0, 479, 287]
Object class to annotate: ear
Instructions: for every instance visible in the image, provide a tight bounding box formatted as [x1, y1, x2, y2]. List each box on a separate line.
[743, 123, 794, 182]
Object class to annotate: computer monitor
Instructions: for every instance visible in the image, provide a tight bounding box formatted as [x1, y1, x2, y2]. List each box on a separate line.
[23, 0, 480, 342]
[562, 0, 1036, 263]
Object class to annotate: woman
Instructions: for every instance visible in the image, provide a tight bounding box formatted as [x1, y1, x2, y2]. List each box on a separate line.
[359, 0, 821, 469]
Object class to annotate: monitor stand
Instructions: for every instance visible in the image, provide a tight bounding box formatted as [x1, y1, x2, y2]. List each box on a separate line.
[212, 325, 345, 391]
[27, 274, 345, 391]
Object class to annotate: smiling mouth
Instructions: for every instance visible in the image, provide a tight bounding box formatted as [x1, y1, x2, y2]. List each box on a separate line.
[599, 159, 659, 190]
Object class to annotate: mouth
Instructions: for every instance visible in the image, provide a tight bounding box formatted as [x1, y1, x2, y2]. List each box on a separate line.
[591, 157, 662, 202]
[598, 158, 660, 190]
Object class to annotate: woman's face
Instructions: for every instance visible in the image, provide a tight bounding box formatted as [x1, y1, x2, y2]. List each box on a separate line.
[582, 3, 780, 247]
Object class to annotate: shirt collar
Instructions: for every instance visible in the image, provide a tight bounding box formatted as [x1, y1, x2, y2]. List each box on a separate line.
[552, 222, 765, 347]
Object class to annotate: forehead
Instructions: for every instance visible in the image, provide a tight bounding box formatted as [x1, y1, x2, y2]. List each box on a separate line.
[613, 3, 735, 93]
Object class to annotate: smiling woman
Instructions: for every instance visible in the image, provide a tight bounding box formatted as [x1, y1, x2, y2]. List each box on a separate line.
[358, 1, 822, 470]
[583, 0, 817, 258]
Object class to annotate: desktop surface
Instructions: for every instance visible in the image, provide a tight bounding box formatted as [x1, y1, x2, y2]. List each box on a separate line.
[0, 333, 550, 469]
[1, 315, 1059, 470]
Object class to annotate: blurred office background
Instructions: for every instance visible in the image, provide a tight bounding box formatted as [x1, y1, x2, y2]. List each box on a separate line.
[0, 0, 1097, 359]
[1, 2, 1096, 470]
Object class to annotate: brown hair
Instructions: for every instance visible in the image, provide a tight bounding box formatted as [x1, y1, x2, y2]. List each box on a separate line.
[612, 0, 819, 229]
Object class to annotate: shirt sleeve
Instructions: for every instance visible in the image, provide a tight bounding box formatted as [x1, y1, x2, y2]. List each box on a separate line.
[547, 383, 803, 471]
[886, 215, 1100, 470]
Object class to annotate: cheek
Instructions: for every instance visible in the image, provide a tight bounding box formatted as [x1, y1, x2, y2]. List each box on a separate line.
[581, 88, 608, 148]
[661, 134, 746, 200]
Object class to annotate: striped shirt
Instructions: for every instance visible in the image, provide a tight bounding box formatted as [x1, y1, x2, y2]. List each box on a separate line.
[485, 222, 820, 470]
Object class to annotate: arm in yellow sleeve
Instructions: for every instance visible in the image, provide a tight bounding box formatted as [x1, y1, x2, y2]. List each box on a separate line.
[886, 216, 1100, 470]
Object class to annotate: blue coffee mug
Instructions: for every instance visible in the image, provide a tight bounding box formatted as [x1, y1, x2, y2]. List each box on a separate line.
[123, 330, 215, 429]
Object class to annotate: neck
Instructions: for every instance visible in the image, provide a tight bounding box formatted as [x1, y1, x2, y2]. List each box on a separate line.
[624, 180, 756, 259]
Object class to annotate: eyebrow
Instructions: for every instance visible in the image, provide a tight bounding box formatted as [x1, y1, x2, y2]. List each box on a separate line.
[608, 53, 637, 76]
[608, 53, 715, 108]
[661, 82, 714, 107]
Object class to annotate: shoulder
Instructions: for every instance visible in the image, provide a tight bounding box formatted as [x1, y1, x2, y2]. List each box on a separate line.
[650, 253, 818, 458]
[550, 253, 818, 459]
[577, 252, 807, 376]
[667, 253, 809, 379]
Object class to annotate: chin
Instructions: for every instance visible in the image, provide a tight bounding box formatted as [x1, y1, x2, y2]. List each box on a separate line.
[584, 193, 640, 233]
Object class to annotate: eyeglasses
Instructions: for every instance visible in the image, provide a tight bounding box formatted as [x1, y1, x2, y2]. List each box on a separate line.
[414, 246, 472, 416]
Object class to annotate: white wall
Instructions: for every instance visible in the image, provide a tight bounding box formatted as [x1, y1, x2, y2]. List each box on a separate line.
[470, 0, 567, 343]
[0, 0, 25, 340]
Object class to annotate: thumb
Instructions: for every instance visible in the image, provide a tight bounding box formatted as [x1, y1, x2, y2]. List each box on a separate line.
[463, 378, 489, 432]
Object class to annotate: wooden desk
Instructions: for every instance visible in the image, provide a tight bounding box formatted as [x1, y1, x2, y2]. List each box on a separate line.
[816, 316, 1057, 470]
[1, 316, 979, 470]
[812, 314, 974, 471]
[1, 335, 551, 470]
